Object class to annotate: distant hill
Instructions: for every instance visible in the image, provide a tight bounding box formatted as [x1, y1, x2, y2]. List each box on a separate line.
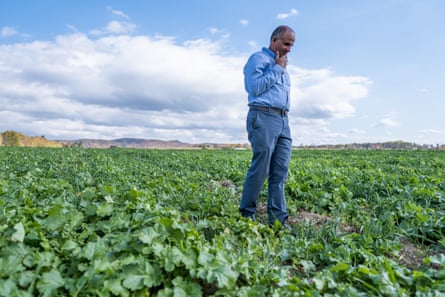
[0, 130, 248, 149]
[1, 130, 443, 150]
[0, 130, 63, 147]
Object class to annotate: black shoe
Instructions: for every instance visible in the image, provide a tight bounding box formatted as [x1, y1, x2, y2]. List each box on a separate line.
[269, 219, 292, 231]
[282, 222, 292, 231]
[281, 218, 292, 231]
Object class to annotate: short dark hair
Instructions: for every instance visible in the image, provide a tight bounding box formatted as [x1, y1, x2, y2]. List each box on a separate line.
[270, 25, 294, 41]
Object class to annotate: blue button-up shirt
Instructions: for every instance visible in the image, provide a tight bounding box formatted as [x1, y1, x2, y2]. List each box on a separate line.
[243, 47, 291, 110]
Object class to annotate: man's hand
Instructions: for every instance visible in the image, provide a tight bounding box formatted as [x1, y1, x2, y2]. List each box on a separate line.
[275, 51, 288, 68]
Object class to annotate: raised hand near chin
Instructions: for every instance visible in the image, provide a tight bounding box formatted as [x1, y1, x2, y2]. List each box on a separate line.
[275, 51, 288, 68]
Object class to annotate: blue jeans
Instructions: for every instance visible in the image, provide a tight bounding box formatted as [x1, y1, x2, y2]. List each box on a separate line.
[240, 110, 292, 225]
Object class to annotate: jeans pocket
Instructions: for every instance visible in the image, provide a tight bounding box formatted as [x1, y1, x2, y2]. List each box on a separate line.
[247, 111, 261, 132]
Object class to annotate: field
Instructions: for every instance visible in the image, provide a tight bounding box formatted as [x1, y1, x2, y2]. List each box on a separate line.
[1, 147, 445, 296]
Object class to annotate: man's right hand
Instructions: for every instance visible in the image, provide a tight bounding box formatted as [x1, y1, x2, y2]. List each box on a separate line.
[275, 52, 288, 68]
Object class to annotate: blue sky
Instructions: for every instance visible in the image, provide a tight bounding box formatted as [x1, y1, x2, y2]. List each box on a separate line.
[1, 0, 444, 145]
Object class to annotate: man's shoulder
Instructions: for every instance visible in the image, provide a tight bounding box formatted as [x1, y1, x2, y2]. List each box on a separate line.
[248, 48, 273, 63]
[254, 47, 273, 57]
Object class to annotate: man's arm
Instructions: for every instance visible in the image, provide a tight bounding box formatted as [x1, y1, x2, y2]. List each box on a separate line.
[244, 54, 284, 97]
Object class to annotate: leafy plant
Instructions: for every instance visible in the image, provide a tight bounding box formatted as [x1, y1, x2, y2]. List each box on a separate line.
[1, 147, 444, 296]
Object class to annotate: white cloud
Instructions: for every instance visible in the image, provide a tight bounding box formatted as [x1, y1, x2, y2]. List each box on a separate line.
[90, 21, 136, 35]
[418, 129, 443, 135]
[67, 25, 80, 33]
[350, 128, 366, 134]
[372, 113, 400, 128]
[107, 6, 130, 19]
[240, 19, 248, 26]
[1, 26, 17, 37]
[276, 9, 298, 20]
[291, 124, 350, 146]
[0, 31, 248, 142]
[0, 22, 371, 143]
[207, 27, 230, 40]
[290, 67, 371, 119]
[208, 27, 219, 35]
[106, 21, 136, 34]
[247, 40, 258, 49]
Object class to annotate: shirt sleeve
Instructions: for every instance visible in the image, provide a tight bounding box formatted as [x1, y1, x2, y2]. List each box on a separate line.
[244, 54, 285, 97]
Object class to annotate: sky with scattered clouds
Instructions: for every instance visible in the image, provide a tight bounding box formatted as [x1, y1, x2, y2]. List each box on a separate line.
[1, 0, 444, 145]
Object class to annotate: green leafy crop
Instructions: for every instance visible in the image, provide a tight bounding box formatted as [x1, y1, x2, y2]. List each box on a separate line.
[1, 147, 444, 296]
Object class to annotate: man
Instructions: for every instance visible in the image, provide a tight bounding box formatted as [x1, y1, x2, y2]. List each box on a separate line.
[240, 25, 295, 228]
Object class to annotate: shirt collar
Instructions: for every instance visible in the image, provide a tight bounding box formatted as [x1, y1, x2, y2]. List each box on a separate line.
[262, 47, 276, 58]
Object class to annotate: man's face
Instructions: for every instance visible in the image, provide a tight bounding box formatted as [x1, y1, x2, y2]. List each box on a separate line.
[270, 30, 295, 57]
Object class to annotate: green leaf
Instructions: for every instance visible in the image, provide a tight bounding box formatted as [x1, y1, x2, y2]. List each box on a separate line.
[18, 270, 35, 288]
[0, 278, 17, 297]
[11, 222, 25, 242]
[44, 205, 66, 230]
[300, 260, 316, 273]
[123, 274, 145, 291]
[93, 258, 118, 273]
[0, 256, 24, 275]
[330, 262, 350, 272]
[172, 277, 202, 297]
[157, 287, 173, 297]
[96, 203, 114, 217]
[182, 246, 198, 272]
[143, 262, 162, 287]
[62, 239, 79, 252]
[104, 278, 128, 296]
[36, 269, 65, 293]
[428, 254, 445, 267]
[138, 227, 160, 244]
[162, 246, 177, 272]
[313, 276, 326, 291]
[197, 248, 213, 266]
[35, 252, 56, 269]
[81, 241, 106, 260]
[198, 261, 238, 288]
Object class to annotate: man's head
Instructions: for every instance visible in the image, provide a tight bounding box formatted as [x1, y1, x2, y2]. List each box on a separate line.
[269, 25, 295, 57]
